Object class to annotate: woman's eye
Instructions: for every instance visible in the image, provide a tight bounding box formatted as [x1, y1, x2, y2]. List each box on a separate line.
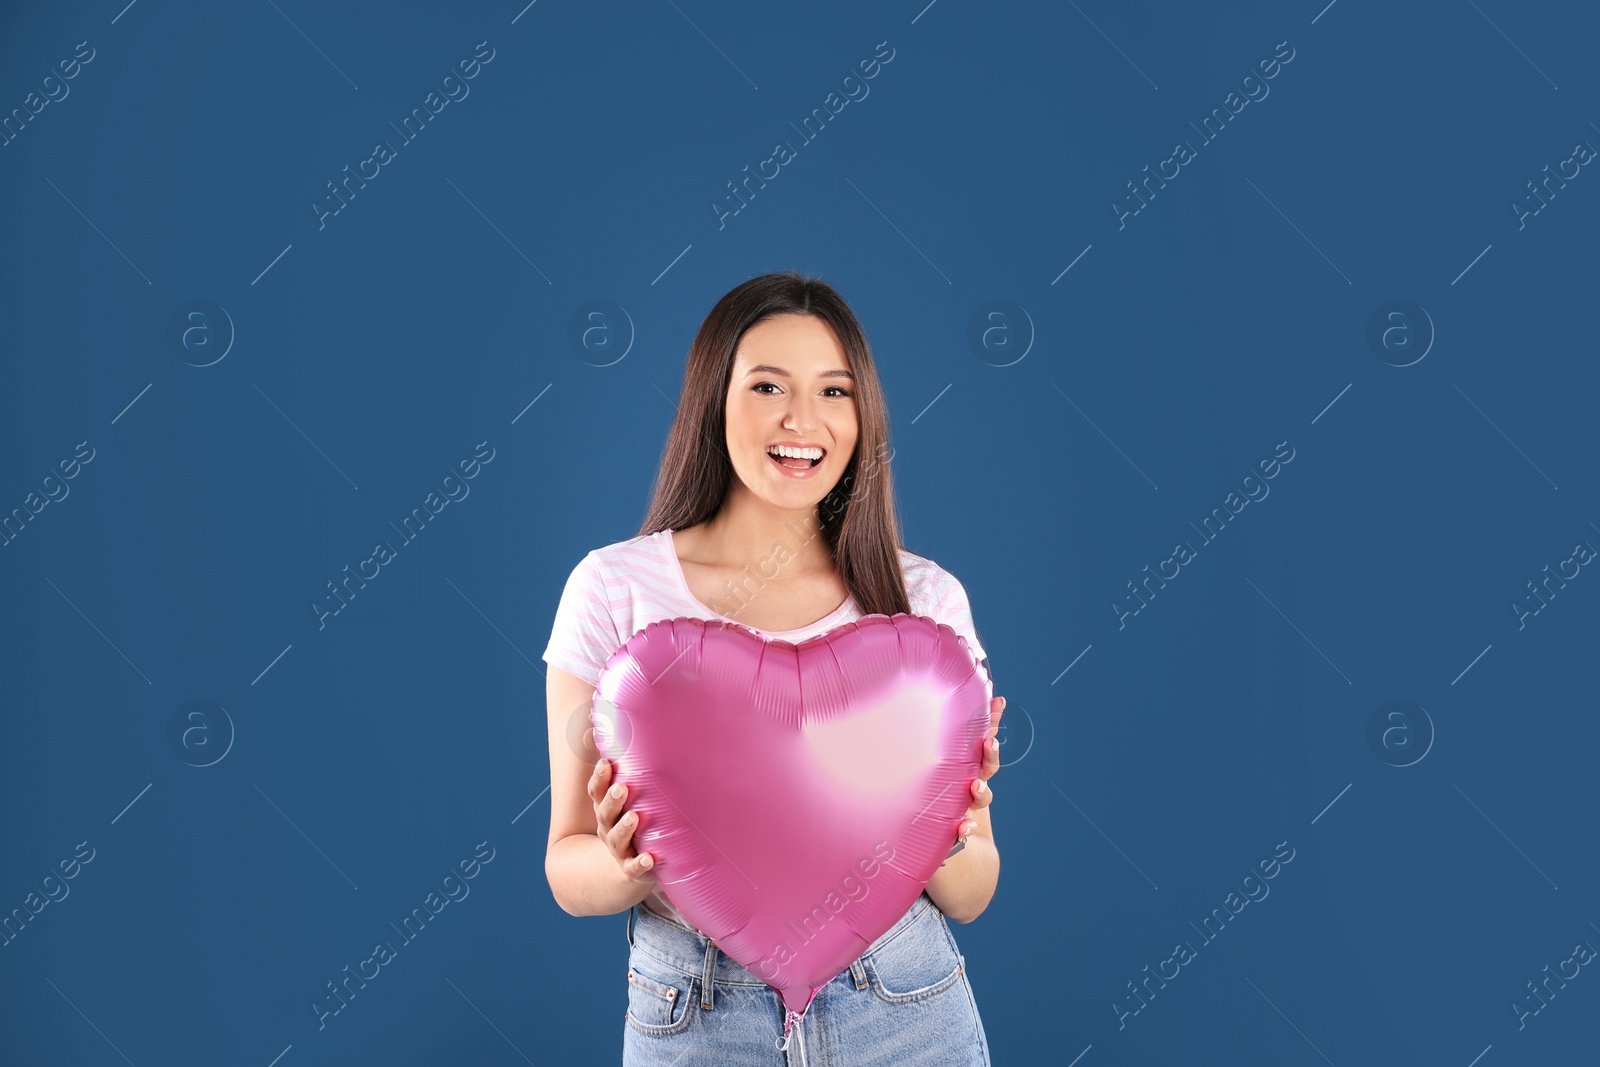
[752, 382, 851, 397]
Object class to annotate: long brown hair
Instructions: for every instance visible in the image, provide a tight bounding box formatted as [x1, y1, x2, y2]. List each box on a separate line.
[637, 272, 911, 617]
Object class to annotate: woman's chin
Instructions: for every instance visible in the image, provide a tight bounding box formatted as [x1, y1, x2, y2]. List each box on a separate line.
[752, 483, 835, 513]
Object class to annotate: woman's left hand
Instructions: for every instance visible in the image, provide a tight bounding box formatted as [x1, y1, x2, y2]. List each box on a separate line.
[958, 695, 1005, 846]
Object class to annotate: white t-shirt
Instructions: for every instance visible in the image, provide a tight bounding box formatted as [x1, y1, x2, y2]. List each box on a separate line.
[541, 527, 993, 933]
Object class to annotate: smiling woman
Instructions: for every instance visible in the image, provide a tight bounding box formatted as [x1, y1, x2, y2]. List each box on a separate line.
[716, 315, 862, 534]
[541, 271, 1000, 1065]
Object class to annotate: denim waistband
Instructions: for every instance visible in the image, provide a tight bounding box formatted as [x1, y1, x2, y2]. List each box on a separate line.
[626, 889, 936, 989]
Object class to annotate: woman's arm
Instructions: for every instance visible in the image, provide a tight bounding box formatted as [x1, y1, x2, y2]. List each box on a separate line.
[925, 823, 998, 924]
[544, 664, 659, 917]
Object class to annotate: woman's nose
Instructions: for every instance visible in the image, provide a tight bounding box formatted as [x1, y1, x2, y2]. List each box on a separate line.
[783, 396, 817, 433]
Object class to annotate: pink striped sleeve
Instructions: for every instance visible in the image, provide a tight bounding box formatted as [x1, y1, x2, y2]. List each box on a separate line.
[942, 575, 992, 693]
[542, 551, 622, 688]
[918, 564, 993, 699]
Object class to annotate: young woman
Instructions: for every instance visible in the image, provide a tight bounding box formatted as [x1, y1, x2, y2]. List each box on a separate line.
[542, 272, 1004, 1065]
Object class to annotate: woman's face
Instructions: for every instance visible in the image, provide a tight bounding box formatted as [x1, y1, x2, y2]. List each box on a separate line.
[723, 313, 860, 514]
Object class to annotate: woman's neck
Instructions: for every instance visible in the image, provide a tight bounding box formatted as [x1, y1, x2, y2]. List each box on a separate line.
[687, 490, 833, 576]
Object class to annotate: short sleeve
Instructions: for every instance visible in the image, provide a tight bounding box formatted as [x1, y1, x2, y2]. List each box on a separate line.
[926, 570, 994, 701]
[541, 552, 623, 688]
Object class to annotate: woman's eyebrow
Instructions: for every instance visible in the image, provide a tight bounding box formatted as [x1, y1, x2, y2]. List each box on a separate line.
[742, 363, 855, 380]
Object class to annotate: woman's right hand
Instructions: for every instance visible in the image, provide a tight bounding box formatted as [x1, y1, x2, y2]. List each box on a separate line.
[589, 757, 660, 887]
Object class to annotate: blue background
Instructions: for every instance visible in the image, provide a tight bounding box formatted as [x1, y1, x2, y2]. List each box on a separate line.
[3, 0, 1597, 1063]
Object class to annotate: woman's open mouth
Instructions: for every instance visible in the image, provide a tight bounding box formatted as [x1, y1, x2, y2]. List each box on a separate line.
[765, 445, 825, 475]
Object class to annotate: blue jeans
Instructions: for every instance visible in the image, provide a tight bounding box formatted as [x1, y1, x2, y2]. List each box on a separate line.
[622, 890, 990, 1065]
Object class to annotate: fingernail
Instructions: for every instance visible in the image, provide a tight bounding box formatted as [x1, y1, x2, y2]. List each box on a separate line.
[611, 784, 624, 799]
[975, 779, 987, 794]
[640, 854, 653, 868]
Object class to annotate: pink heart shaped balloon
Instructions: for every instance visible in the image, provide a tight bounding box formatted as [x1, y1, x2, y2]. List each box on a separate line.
[591, 612, 991, 1021]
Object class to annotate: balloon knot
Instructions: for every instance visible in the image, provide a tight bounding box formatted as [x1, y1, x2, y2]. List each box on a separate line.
[776, 1007, 803, 1047]
[775, 1004, 811, 1064]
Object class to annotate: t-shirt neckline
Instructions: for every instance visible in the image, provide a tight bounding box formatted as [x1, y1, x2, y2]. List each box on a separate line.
[661, 528, 855, 637]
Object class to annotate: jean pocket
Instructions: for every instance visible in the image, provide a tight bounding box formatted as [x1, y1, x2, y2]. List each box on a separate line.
[863, 912, 965, 1004]
[625, 962, 697, 1036]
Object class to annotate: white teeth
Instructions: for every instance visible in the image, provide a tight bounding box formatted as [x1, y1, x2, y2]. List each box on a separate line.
[768, 445, 823, 460]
